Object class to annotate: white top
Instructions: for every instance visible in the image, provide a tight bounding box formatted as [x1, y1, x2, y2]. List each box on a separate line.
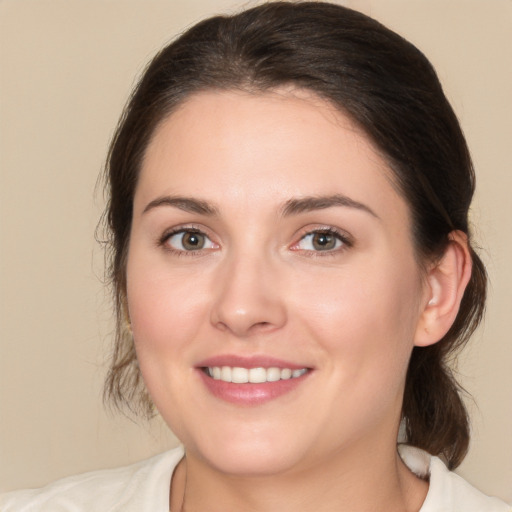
[397, 445, 511, 512]
[1, 445, 510, 511]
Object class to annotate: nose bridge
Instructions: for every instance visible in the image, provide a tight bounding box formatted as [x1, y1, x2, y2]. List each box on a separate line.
[210, 243, 286, 336]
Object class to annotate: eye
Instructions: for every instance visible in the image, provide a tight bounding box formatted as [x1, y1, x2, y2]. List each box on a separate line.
[294, 229, 349, 252]
[164, 229, 216, 252]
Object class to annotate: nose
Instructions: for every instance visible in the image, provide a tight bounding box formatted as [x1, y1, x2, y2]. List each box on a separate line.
[210, 251, 287, 338]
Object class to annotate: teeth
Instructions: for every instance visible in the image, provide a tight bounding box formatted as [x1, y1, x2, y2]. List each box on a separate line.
[231, 367, 248, 383]
[248, 367, 267, 383]
[267, 367, 281, 382]
[221, 366, 232, 382]
[281, 368, 292, 380]
[207, 366, 308, 383]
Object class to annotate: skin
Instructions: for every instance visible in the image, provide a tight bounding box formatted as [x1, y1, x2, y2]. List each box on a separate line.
[126, 89, 470, 511]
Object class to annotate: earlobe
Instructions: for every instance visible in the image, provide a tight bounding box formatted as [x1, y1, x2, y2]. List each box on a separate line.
[414, 230, 472, 347]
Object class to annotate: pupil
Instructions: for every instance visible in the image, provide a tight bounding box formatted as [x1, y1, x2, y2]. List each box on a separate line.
[313, 233, 335, 250]
[183, 232, 204, 250]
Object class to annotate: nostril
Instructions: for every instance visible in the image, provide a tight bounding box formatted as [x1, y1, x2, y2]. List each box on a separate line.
[215, 321, 229, 332]
[250, 321, 273, 332]
[210, 287, 287, 336]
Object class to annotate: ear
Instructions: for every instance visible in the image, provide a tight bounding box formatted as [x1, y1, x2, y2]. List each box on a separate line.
[121, 291, 132, 333]
[414, 230, 472, 347]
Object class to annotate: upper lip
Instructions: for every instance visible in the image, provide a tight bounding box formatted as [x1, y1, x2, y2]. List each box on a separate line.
[196, 354, 311, 370]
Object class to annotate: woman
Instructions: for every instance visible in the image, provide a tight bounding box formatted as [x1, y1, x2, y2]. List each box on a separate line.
[1, 2, 509, 511]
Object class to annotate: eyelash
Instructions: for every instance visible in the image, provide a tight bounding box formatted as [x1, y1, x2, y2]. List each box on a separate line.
[291, 227, 353, 257]
[158, 226, 353, 257]
[159, 225, 216, 257]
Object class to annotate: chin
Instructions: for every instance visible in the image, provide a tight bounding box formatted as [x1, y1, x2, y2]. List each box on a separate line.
[182, 424, 310, 476]
[203, 445, 305, 477]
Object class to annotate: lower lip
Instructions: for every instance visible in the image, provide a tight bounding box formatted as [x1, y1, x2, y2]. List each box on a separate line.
[197, 369, 310, 405]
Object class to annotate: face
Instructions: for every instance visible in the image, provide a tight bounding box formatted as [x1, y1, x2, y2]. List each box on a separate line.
[126, 89, 427, 476]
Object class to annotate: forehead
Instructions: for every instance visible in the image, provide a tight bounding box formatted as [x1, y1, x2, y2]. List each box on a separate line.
[136, 89, 408, 227]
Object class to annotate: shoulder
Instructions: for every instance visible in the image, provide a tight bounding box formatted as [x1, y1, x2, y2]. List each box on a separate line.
[399, 445, 511, 512]
[0, 446, 184, 512]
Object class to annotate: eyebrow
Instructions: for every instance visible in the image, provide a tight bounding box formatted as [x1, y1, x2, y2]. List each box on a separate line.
[281, 194, 379, 218]
[143, 196, 219, 216]
[142, 193, 378, 219]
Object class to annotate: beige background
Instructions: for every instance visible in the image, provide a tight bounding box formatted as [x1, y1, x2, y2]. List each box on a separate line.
[0, 0, 511, 502]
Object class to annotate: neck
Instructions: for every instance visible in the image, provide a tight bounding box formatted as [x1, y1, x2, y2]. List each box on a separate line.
[170, 434, 427, 512]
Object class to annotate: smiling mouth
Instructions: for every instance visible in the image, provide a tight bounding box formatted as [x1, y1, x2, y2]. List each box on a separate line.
[203, 366, 309, 384]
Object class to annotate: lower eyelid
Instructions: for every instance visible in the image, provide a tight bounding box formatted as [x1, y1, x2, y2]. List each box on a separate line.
[159, 227, 217, 251]
[159, 226, 351, 254]
[292, 229, 352, 251]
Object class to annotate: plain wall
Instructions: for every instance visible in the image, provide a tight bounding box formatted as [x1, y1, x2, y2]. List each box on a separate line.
[0, 0, 511, 502]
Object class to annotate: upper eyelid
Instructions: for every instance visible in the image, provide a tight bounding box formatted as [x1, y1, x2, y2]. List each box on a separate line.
[295, 226, 353, 243]
[288, 227, 354, 257]
[159, 227, 218, 255]
[157, 224, 353, 249]
[158, 225, 217, 250]
[160, 224, 211, 240]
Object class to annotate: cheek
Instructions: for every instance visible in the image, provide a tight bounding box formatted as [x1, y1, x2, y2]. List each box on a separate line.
[125, 249, 211, 365]
[294, 254, 422, 378]
[125, 255, 213, 428]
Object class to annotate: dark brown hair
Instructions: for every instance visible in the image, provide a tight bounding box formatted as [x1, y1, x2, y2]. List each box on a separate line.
[103, 1, 486, 469]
